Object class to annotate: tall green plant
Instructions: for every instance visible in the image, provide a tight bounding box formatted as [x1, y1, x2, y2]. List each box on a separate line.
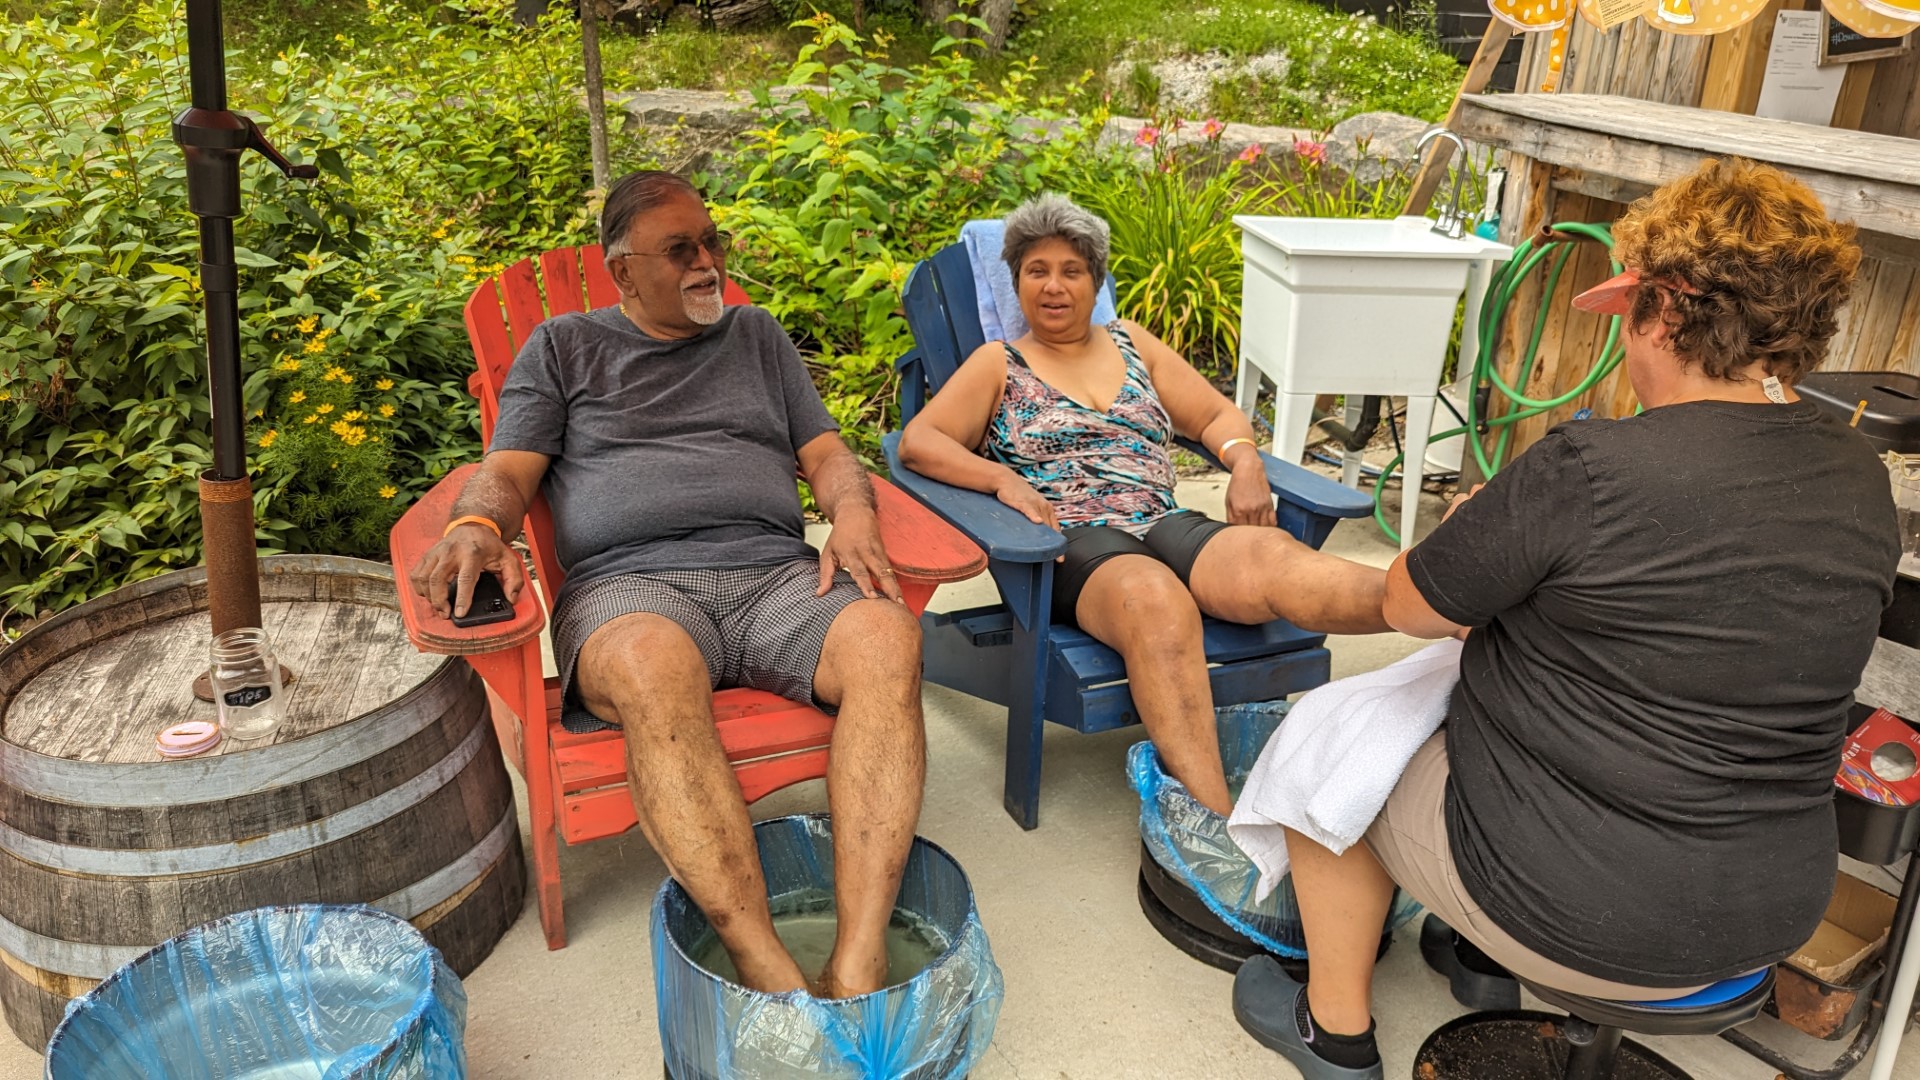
[710, 13, 1094, 458]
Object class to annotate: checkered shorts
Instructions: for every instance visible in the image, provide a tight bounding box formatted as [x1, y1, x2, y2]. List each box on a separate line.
[551, 560, 865, 733]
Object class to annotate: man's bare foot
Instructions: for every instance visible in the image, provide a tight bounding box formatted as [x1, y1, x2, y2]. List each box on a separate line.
[817, 944, 888, 998]
[731, 948, 809, 995]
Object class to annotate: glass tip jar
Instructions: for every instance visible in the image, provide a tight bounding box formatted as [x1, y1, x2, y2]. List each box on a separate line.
[209, 627, 286, 741]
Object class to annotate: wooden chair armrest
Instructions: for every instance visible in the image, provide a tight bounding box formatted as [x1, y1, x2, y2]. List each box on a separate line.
[389, 463, 545, 656]
[873, 475, 988, 584]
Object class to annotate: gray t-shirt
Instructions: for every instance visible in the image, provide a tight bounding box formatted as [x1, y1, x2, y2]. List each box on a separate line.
[489, 305, 839, 603]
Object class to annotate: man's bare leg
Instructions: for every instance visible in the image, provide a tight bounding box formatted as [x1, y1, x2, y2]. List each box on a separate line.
[576, 613, 807, 994]
[1075, 555, 1232, 816]
[1186, 527, 1390, 634]
[810, 598, 928, 998]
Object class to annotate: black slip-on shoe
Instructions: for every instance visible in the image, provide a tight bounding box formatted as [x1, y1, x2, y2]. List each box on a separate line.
[1231, 955, 1385, 1080]
[1418, 914, 1522, 1010]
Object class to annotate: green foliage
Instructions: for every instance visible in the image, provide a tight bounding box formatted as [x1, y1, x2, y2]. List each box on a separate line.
[710, 13, 1092, 460]
[0, 0, 612, 621]
[1064, 127, 1413, 379]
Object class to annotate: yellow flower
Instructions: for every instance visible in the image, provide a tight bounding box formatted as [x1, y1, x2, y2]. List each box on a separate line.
[339, 372, 354, 384]
[277, 358, 301, 372]
[304, 338, 326, 355]
[322, 365, 348, 383]
[362, 287, 382, 301]
[343, 409, 366, 422]
[316, 404, 334, 414]
[379, 485, 397, 499]
[289, 390, 306, 404]
[303, 413, 320, 424]
[330, 419, 353, 437]
[431, 227, 448, 240]
[375, 378, 394, 390]
[315, 328, 333, 342]
[0, 389, 12, 402]
[378, 403, 396, 418]
[295, 315, 318, 334]
[258, 429, 278, 448]
[452, 254, 476, 266]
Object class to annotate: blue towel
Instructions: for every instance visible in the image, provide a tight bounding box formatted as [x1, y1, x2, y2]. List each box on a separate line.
[959, 220, 1118, 343]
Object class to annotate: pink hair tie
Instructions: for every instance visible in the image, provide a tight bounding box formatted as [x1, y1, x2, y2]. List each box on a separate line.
[156, 721, 222, 758]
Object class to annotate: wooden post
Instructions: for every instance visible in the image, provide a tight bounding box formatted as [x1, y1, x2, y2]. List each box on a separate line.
[1405, 20, 1518, 216]
[580, 0, 612, 194]
[1700, 0, 1789, 112]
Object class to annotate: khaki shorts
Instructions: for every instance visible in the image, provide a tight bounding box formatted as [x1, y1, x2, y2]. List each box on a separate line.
[1362, 733, 1707, 1002]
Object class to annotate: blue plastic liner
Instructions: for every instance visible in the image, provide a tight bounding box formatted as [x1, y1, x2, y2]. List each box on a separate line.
[1130, 701, 1422, 957]
[44, 904, 468, 1080]
[653, 814, 1003, 1079]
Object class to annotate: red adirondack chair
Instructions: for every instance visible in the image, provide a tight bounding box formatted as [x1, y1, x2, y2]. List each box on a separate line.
[388, 244, 986, 950]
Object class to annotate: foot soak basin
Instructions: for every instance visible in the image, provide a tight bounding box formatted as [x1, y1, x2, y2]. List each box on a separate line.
[1132, 701, 1419, 970]
[652, 814, 1003, 1079]
[45, 904, 467, 1079]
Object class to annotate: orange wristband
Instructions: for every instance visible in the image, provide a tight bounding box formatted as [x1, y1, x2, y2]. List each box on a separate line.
[443, 515, 502, 539]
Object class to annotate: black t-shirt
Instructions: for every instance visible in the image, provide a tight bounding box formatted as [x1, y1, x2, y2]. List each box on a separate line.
[1407, 399, 1898, 986]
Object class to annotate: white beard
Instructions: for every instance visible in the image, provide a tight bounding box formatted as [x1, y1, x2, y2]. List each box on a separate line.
[683, 287, 725, 326]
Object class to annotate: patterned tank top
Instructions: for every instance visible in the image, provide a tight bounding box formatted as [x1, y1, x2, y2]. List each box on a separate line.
[985, 321, 1178, 537]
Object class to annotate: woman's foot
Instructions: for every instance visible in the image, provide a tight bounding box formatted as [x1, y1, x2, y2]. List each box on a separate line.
[1232, 955, 1384, 1080]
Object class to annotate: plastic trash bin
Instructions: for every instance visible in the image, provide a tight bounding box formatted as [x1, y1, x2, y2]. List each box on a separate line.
[45, 904, 467, 1080]
[653, 814, 1002, 1080]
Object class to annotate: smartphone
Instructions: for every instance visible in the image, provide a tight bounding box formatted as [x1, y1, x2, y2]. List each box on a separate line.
[449, 572, 516, 628]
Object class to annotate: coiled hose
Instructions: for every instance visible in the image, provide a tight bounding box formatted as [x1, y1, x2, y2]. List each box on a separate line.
[1370, 221, 1625, 544]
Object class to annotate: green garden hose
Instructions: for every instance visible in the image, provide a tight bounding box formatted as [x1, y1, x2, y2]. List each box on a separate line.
[1369, 222, 1625, 544]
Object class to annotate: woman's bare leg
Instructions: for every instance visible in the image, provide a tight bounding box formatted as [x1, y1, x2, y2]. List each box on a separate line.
[1074, 554, 1232, 815]
[1186, 526, 1389, 634]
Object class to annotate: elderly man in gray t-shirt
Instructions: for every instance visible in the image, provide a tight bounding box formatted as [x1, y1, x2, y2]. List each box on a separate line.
[409, 170, 924, 999]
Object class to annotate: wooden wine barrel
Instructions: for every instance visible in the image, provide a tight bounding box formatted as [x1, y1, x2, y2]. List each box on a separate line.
[0, 555, 525, 1049]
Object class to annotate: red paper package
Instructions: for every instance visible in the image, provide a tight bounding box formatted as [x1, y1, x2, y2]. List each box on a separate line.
[1836, 708, 1920, 807]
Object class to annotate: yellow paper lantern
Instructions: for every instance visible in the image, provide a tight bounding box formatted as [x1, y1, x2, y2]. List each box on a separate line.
[1827, 0, 1920, 35]
[1490, 0, 1573, 32]
[1641, 0, 1772, 33]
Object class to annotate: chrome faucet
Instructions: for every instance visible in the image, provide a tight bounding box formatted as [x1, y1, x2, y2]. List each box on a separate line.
[1416, 126, 1471, 240]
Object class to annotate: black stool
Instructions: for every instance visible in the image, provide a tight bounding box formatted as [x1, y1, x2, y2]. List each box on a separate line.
[1413, 968, 1774, 1079]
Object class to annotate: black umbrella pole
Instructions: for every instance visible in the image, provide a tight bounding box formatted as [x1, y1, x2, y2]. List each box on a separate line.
[179, 0, 263, 658]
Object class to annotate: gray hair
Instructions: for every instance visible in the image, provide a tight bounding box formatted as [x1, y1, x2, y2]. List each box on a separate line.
[1002, 193, 1110, 287]
[600, 170, 701, 257]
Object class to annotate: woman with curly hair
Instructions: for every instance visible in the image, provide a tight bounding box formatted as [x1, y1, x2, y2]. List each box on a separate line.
[1232, 158, 1901, 1079]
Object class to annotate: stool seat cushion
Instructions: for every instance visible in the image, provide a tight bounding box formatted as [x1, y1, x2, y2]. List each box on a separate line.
[1521, 968, 1773, 1037]
[1628, 968, 1770, 1010]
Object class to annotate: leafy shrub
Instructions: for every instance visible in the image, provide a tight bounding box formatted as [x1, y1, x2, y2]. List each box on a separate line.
[710, 13, 1094, 459]
[0, 0, 614, 621]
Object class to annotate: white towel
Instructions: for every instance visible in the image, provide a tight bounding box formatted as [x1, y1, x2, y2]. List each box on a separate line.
[1227, 639, 1464, 903]
[958, 219, 1118, 343]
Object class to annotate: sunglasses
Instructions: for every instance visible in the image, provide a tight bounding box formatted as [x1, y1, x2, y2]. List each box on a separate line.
[619, 230, 731, 270]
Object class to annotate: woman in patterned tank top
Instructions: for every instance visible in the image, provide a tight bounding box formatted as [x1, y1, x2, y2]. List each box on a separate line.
[900, 195, 1390, 817]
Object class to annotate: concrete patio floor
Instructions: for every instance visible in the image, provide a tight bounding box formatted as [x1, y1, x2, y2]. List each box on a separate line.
[7, 471, 1917, 1078]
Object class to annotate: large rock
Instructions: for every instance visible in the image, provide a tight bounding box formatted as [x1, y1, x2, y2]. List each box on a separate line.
[608, 87, 757, 132]
[1326, 111, 1487, 188]
[1103, 51, 1293, 117]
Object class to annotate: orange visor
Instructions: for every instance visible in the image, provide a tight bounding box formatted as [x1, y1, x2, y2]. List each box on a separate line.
[1572, 270, 1702, 315]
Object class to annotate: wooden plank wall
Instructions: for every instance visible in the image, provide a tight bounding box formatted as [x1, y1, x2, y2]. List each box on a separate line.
[1479, 16, 1920, 463]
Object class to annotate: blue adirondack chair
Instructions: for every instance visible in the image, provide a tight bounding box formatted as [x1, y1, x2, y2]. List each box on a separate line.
[883, 230, 1376, 829]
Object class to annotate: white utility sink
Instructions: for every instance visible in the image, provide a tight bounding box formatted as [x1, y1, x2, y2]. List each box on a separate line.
[1232, 215, 1513, 548]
